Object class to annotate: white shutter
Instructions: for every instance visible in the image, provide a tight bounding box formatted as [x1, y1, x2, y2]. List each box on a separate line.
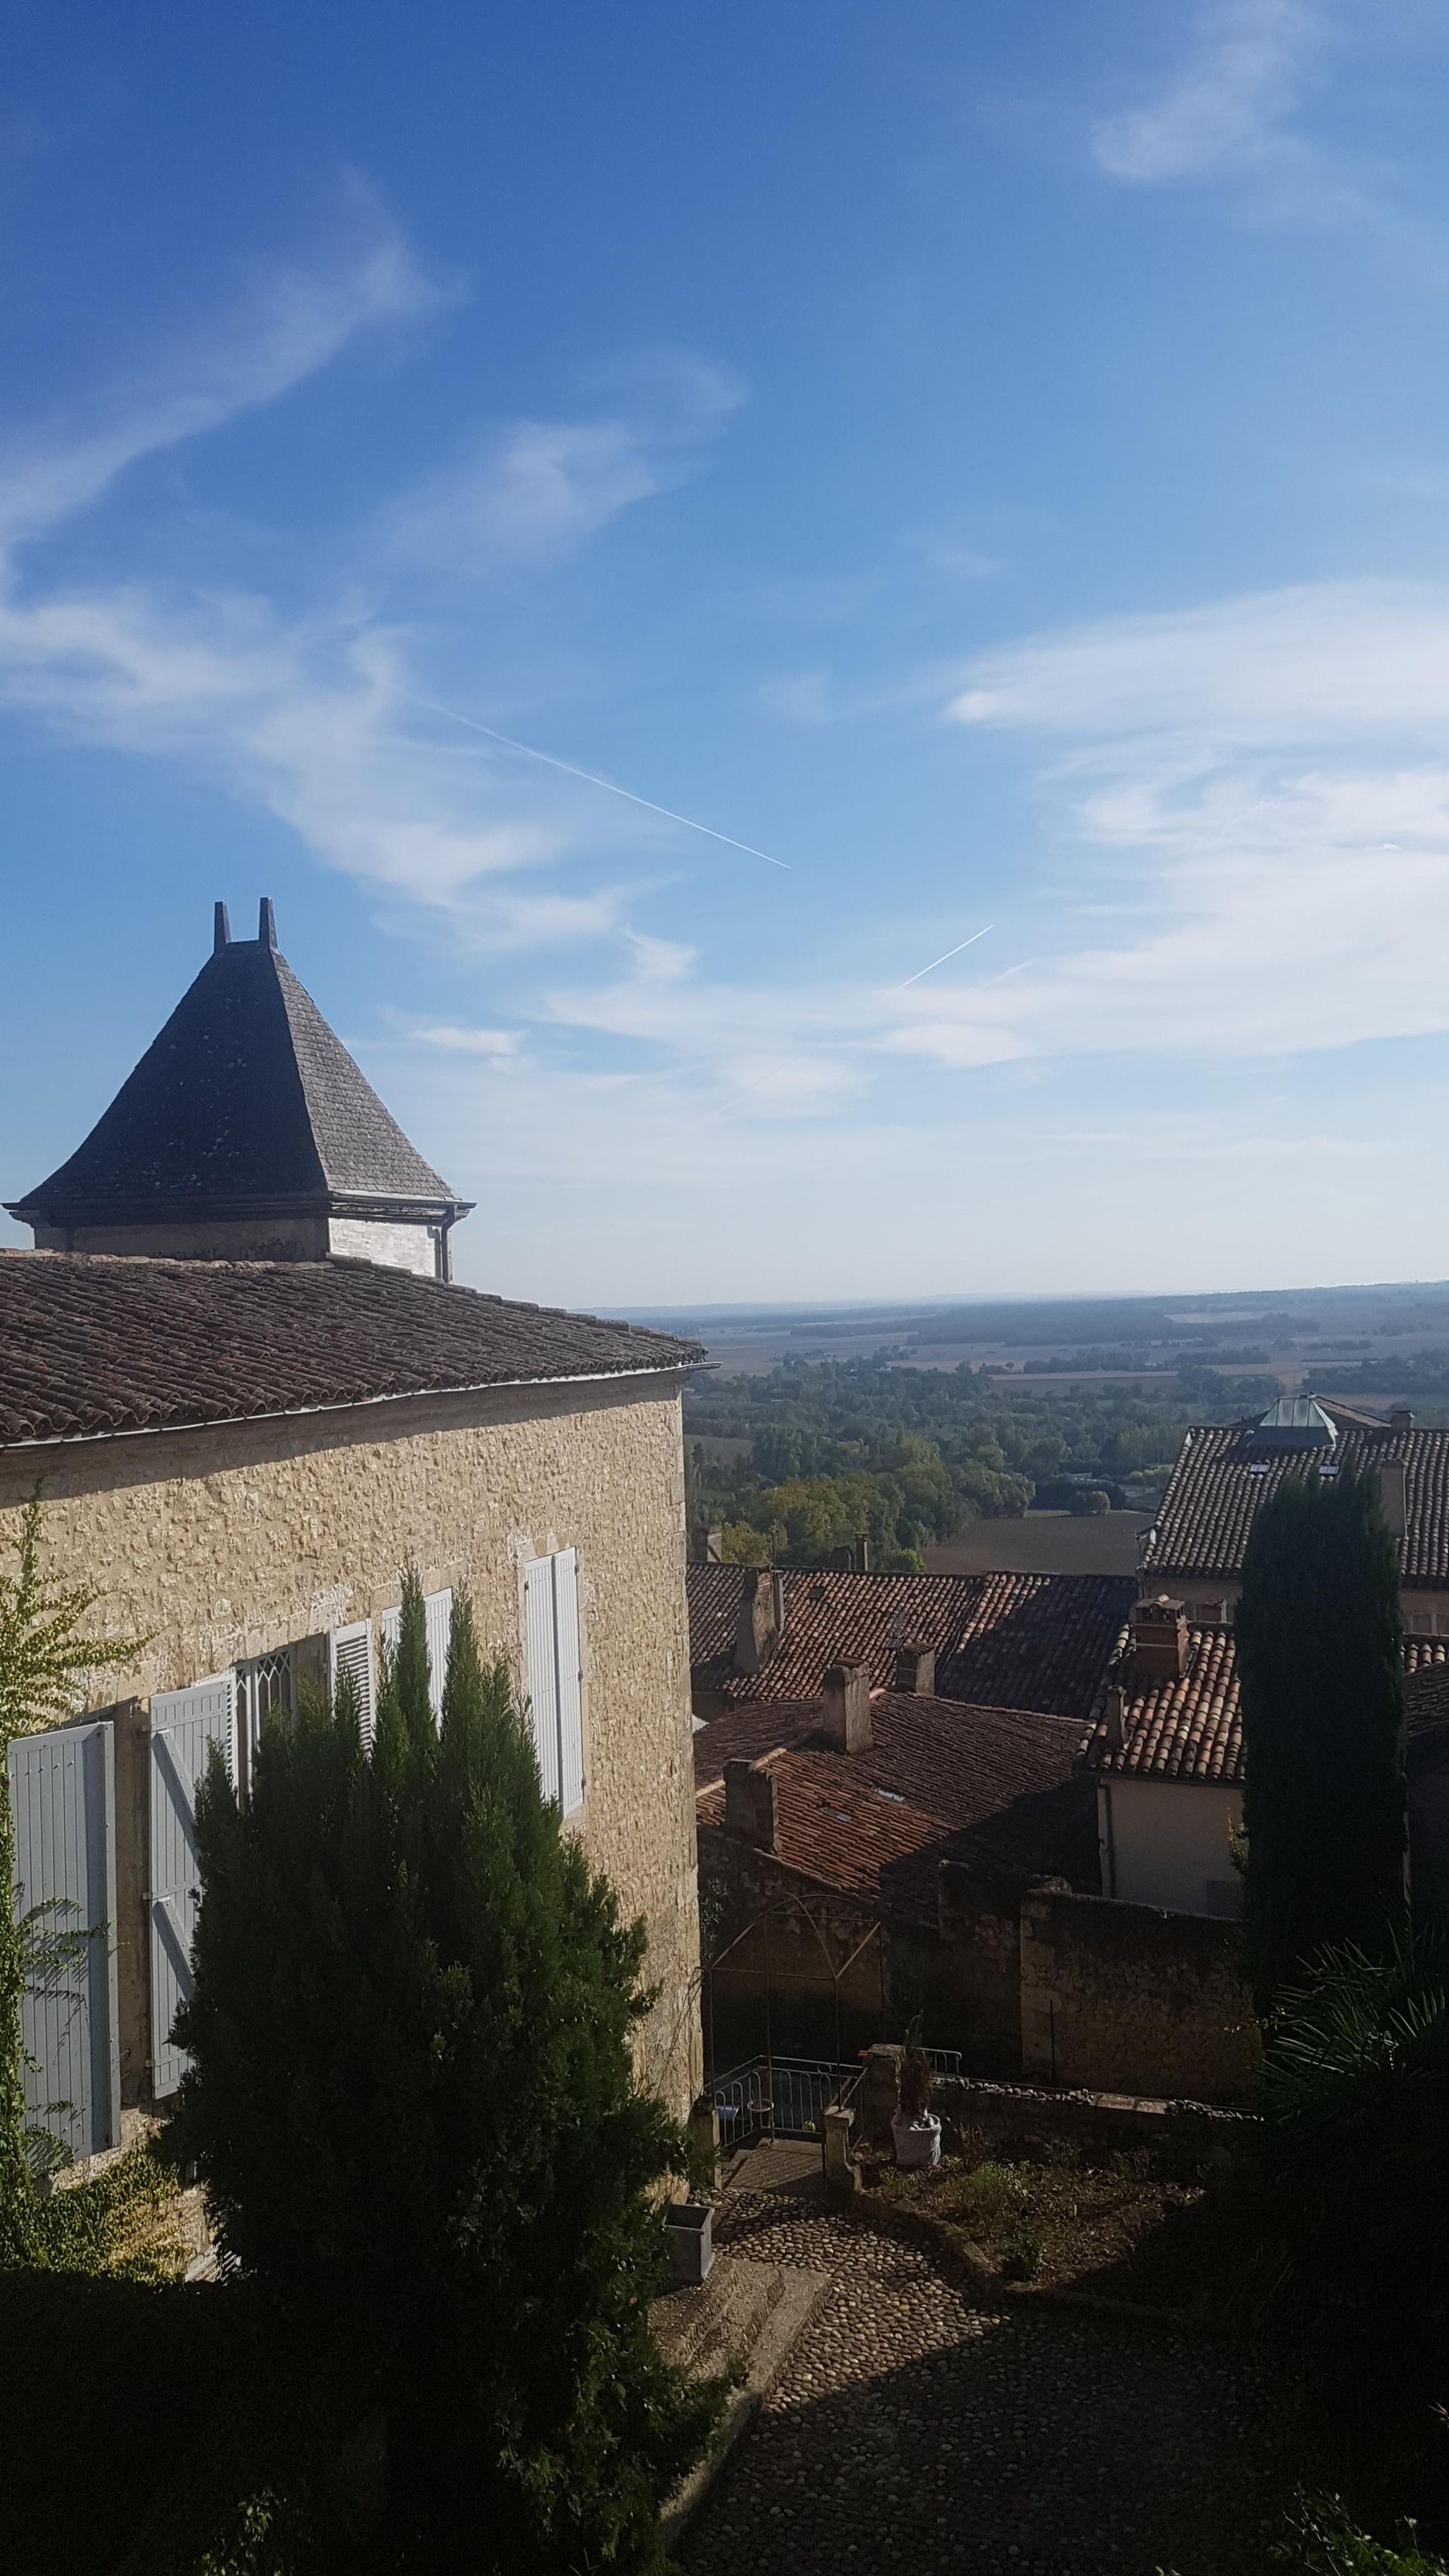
[329, 1621, 374, 1744]
[523, 1556, 561, 1806]
[522, 1552, 585, 1816]
[553, 1551, 584, 1817]
[425, 1588, 452, 1725]
[149, 1673, 235, 2101]
[378, 1593, 450, 1728]
[10, 1719, 120, 2162]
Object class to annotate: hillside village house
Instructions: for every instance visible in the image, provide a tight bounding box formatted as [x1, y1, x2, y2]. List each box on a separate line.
[687, 1565, 1256, 2097]
[2, 902, 705, 2169]
[1082, 1392, 1449, 1916]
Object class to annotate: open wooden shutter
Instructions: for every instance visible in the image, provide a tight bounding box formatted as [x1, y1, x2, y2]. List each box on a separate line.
[9, 1719, 120, 2164]
[552, 1552, 584, 1817]
[379, 1592, 451, 1727]
[523, 1552, 584, 1816]
[424, 1589, 452, 1724]
[149, 1674, 235, 2101]
[523, 1556, 561, 1805]
[329, 1622, 374, 1744]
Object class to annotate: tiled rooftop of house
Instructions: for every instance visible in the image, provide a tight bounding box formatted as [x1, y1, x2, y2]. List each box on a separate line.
[694, 1687, 1094, 1916]
[1081, 1615, 1449, 1787]
[0, 1251, 704, 1447]
[688, 1564, 1134, 1725]
[1143, 1400, 1449, 1587]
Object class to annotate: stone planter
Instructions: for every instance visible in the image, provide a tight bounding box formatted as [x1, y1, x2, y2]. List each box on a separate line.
[891, 2110, 942, 2172]
[664, 2199, 714, 2285]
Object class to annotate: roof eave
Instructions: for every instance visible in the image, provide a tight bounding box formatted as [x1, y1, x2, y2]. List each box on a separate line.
[0, 1356, 696, 1457]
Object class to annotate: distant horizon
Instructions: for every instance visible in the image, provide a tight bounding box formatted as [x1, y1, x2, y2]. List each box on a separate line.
[617, 1278, 1449, 1323]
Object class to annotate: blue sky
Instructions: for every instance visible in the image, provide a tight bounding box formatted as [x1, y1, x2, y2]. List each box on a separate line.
[5, 2, 1449, 1306]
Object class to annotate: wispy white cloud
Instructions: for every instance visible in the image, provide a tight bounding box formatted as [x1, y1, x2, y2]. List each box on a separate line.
[380, 355, 743, 574]
[1092, 0, 1324, 184]
[0, 234, 748, 948]
[0, 195, 448, 554]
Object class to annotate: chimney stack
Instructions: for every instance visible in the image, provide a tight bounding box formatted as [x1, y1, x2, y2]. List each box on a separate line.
[1103, 1681, 1127, 1751]
[733, 1566, 780, 1674]
[1392, 1408, 1414, 1435]
[258, 895, 278, 949]
[771, 1568, 787, 1638]
[821, 1660, 872, 1753]
[1379, 1460, 1408, 1539]
[854, 1531, 872, 1574]
[723, 1757, 778, 1852]
[213, 900, 231, 953]
[893, 1642, 937, 1695]
[1133, 1596, 1188, 1681]
[691, 1526, 724, 1565]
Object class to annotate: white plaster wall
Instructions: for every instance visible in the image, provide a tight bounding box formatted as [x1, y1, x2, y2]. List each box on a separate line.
[328, 1217, 438, 1276]
[1098, 1776, 1244, 1917]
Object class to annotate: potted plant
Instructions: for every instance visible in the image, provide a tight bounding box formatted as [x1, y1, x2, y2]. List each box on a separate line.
[891, 2020, 941, 2171]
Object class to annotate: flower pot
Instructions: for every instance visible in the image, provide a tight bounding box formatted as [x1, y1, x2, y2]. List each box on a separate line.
[664, 2199, 714, 2285]
[891, 2110, 942, 2171]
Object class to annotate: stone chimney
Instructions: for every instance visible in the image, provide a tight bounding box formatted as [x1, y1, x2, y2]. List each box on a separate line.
[771, 1568, 787, 1638]
[691, 1526, 724, 1565]
[821, 1660, 872, 1753]
[723, 1757, 778, 1851]
[893, 1642, 937, 1695]
[1103, 1681, 1127, 1750]
[1379, 1460, 1408, 1539]
[854, 1532, 872, 1574]
[733, 1566, 780, 1674]
[1392, 1409, 1415, 1434]
[1133, 1596, 1188, 1682]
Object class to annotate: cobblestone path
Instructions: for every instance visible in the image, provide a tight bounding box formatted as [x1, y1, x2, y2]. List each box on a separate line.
[679, 2152, 1283, 2576]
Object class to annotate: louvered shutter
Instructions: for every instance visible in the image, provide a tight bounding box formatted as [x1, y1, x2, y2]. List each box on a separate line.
[522, 1553, 585, 1816]
[552, 1551, 584, 1817]
[523, 1556, 561, 1805]
[9, 1719, 120, 2163]
[378, 1593, 451, 1728]
[424, 1588, 452, 1725]
[149, 1674, 235, 2101]
[330, 1621, 374, 1744]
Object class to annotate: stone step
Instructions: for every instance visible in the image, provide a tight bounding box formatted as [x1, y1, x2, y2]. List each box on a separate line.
[652, 2251, 785, 2381]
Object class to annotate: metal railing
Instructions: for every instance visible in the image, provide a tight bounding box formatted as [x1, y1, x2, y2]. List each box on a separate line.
[709, 2046, 961, 2150]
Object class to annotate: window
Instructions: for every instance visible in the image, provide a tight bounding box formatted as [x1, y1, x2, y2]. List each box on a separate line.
[329, 1622, 375, 1743]
[235, 1646, 293, 1801]
[523, 1548, 584, 1815]
[380, 1588, 453, 1725]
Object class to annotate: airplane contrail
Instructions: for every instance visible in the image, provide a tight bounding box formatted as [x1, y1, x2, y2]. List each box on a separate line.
[892, 925, 994, 989]
[406, 694, 791, 871]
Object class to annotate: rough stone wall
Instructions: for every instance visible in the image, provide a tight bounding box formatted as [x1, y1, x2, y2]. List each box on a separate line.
[697, 1827, 891, 2060]
[0, 1374, 701, 2115]
[1019, 1885, 1259, 2101]
[934, 1864, 1047, 2074]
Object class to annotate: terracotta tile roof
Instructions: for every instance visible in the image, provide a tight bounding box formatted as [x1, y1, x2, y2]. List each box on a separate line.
[0, 1251, 703, 1448]
[1083, 1626, 1438, 1787]
[695, 1689, 1094, 1916]
[688, 1565, 1134, 1725]
[1143, 1408, 1449, 1587]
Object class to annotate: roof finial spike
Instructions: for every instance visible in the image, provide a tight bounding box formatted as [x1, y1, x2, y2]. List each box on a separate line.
[258, 896, 278, 949]
[213, 900, 231, 954]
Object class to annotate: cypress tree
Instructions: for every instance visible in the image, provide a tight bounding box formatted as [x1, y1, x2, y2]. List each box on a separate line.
[1237, 1458, 1407, 2007]
[167, 1583, 718, 2568]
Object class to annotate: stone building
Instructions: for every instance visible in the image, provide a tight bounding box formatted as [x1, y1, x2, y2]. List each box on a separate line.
[2, 906, 705, 2168]
[1082, 1592, 1449, 1919]
[1140, 1393, 1449, 1633]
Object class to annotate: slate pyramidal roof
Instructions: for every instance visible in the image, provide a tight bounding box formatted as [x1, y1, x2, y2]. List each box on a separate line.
[7, 900, 471, 1231]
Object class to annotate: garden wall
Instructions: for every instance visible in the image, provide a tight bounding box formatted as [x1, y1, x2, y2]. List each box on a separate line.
[1019, 1886, 1260, 2101]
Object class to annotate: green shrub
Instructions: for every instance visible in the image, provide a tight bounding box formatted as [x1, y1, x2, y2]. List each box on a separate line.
[1227, 1925, 1449, 2472]
[1274, 2494, 1448, 2573]
[165, 1575, 721, 2571]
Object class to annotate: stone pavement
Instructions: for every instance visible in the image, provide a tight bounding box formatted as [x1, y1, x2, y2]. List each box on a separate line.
[678, 2141, 1284, 2576]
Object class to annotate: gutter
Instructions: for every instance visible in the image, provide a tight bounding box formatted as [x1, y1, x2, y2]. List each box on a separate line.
[0, 1361, 696, 1457]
